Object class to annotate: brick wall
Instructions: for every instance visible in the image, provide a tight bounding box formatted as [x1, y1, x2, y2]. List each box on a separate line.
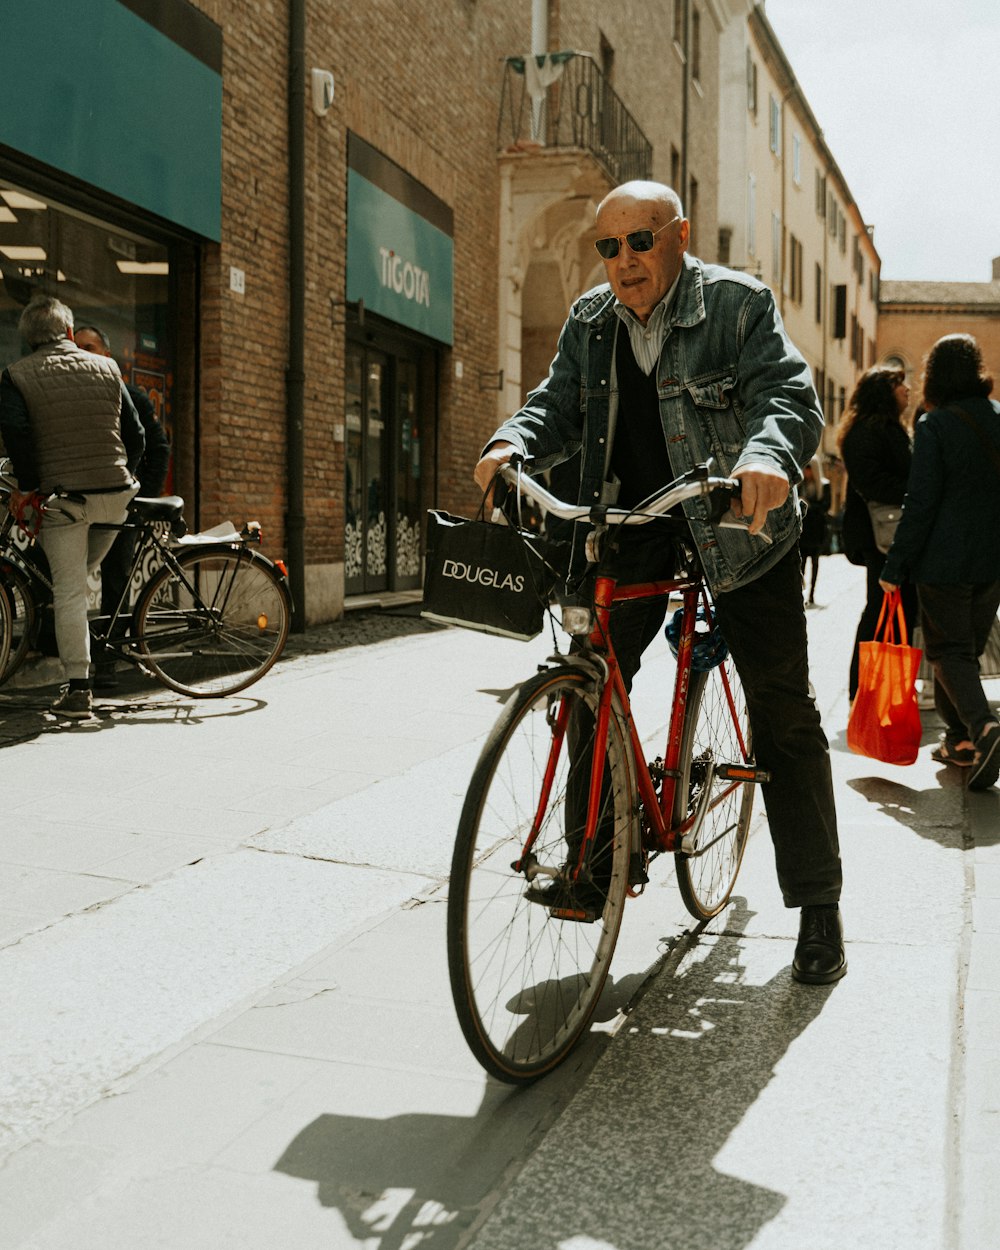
[186, 0, 732, 619]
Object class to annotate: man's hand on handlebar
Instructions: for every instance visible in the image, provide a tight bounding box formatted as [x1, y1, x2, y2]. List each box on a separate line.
[473, 441, 517, 510]
[730, 464, 790, 536]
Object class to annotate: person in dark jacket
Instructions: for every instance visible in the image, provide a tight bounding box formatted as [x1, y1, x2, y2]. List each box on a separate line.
[799, 458, 830, 606]
[838, 365, 917, 699]
[880, 334, 1000, 790]
[74, 323, 171, 688]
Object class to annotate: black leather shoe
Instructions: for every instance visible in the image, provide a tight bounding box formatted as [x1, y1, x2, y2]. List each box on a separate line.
[792, 905, 847, 984]
[524, 876, 607, 923]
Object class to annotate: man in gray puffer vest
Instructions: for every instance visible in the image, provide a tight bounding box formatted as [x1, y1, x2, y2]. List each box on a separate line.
[0, 296, 144, 718]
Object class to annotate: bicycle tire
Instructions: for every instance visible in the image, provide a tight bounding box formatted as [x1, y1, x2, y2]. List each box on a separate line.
[673, 660, 754, 920]
[448, 666, 634, 1084]
[131, 546, 290, 697]
[0, 580, 11, 683]
[0, 561, 39, 682]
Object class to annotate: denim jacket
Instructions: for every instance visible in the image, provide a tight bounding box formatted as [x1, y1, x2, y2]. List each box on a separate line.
[491, 254, 824, 593]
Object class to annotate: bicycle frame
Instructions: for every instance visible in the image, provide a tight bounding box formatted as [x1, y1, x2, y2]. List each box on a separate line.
[520, 568, 751, 896]
[503, 458, 760, 891]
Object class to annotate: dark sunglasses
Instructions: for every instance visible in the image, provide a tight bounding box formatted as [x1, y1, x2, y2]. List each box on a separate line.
[594, 216, 678, 260]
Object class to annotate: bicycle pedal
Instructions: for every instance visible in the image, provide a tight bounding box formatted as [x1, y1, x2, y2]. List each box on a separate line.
[716, 763, 771, 784]
[549, 904, 599, 924]
[525, 879, 602, 923]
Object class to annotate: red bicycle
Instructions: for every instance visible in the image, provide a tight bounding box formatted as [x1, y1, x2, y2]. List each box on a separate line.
[447, 461, 770, 1082]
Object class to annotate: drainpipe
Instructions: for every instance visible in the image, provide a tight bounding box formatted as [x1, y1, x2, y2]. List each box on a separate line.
[529, 0, 548, 141]
[531, 0, 548, 56]
[680, 0, 690, 202]
[286, 0, 307, 630]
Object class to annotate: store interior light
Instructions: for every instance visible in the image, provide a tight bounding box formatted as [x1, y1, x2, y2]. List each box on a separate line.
[0, 190, 47, 210]
[0, 245, 46, 260]
[116, 260, 169, 275]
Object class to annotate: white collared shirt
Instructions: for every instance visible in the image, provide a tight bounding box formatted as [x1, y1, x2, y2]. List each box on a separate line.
[612, 270, 682, 375]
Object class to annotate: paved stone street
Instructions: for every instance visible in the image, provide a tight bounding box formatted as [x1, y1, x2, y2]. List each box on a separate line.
[0, 555, 997, 1250]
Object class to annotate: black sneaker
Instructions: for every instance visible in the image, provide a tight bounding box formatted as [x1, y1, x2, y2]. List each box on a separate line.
[50, 687, 94, 719]
[968, 723, 1000, 792]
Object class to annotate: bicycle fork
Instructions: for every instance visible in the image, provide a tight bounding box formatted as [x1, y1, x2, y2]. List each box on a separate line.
[512, 671, 630, 899]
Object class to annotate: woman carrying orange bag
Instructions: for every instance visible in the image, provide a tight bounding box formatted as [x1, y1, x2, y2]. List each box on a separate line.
[878, 334, 1000, 791]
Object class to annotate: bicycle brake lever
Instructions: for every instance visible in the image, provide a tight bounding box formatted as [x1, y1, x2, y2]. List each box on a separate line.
[709, 480, 774, 544]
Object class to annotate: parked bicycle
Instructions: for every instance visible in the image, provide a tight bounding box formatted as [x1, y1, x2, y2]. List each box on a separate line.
[447, 459, 770, 1083]
[0, 458, 291, 698]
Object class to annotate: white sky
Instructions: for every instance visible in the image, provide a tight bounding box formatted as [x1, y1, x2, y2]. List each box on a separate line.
[762, 0, 1000, 282]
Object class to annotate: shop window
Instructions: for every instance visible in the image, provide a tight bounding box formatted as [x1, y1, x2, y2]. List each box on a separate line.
[0, 180, 176, 482]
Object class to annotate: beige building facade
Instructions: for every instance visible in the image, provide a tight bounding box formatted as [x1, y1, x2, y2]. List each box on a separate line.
[719, 4, 880, 506]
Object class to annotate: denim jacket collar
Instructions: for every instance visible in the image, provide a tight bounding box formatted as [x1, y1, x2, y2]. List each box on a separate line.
[570, 254, 707, 332]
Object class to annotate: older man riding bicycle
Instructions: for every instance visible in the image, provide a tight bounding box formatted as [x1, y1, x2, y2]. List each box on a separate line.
[474, 180, 846, 985]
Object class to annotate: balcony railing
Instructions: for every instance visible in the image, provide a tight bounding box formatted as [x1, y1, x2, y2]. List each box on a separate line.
[498, 52, 652, 185]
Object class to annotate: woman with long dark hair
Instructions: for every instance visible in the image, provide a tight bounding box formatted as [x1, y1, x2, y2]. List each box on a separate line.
[880, 334, 1000, 789]
[838, 365, 917, 700]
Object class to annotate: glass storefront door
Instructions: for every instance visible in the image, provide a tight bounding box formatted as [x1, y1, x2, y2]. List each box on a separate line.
[344, 337, 425, 596]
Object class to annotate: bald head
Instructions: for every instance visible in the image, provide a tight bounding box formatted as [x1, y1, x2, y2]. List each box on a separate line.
[596, 181, 684, 223]
[594, 181, 690, 324]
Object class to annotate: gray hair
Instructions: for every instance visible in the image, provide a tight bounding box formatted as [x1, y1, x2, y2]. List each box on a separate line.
[18, 296, 74, 349]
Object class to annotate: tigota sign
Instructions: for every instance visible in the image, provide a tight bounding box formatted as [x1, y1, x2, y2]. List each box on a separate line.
[378, 247, 431, 308]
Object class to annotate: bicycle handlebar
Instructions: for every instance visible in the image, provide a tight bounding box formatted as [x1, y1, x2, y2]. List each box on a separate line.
[498, 455, 771, 542]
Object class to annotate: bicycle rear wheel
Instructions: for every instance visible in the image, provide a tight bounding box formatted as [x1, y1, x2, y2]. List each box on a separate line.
[0, 580, 11, 682]
[131, 546, 290, 696]
[448, 667, 634, 1084]
[673, 659, 754, 920]
[0, 562, 39, 682]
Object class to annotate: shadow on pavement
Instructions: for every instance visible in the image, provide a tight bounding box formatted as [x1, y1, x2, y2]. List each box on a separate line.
[273, 901, 833, 1250]
[848, 774, 1000, 849]
[271, 1043, 612, 1250]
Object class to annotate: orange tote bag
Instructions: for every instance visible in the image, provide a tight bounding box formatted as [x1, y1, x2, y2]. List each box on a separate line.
[847, 589, 923, 765]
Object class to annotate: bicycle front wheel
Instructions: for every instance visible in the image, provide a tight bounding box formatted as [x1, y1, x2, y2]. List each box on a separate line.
[0, 562, 37, 682]
[673, 659, 754, 920]
[448, 667, 635, 1084]
[131, 547, 290, 696]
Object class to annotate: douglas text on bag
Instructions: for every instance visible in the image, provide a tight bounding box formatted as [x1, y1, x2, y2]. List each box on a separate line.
[421, 509, 558, 641]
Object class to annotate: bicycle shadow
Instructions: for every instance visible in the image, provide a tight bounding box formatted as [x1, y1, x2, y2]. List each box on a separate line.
[273, 903, 829, 1250]
[470, 898, 833, 1250]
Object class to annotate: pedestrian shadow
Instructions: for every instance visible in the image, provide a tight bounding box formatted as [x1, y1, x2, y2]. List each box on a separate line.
[273, 900, 828, 1250]
[0, 688, 267, 748]
[847, 775, 1000, 849]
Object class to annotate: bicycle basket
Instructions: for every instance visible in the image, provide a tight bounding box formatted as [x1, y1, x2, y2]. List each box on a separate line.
[664, 604, 729, 672]
[421, 509, 561, 641]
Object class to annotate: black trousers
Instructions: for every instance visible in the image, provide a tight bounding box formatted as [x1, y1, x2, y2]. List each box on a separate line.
[605, 533, 842, 908]
[918, 580, 1000, 744]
